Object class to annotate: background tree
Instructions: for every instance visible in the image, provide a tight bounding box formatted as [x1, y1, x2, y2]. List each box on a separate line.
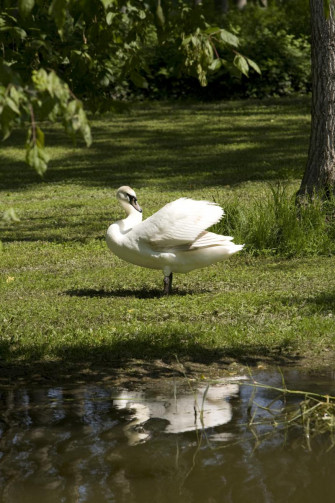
[298, 0, 335, 197]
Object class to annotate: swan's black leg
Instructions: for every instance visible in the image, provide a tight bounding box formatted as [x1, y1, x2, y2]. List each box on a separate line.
[163, 273, 173, 295]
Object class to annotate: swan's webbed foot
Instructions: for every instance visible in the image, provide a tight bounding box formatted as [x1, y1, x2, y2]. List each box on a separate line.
[163, 273, 173, 295]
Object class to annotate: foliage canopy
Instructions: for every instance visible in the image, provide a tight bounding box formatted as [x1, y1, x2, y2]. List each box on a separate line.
[0, 0, 260, 173]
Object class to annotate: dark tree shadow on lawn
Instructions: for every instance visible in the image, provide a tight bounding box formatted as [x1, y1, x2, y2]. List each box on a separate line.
[0, 98, 310, 192]
[0, 336, 302, 387]
[306, 291, 335, 310]
[0, 99, 310, 244]
[279, 291, 335, 314]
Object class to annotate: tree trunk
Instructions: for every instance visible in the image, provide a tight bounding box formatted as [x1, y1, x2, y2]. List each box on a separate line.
[298, 0, 335, 198]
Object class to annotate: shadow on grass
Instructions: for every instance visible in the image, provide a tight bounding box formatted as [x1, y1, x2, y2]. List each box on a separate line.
[0, 337, 302, 386]
[0, 98, 310, 192]
[66, 287, 163, 299]
[280, 291, 335, 313]
[65, 288, 197, 299]
[307, 291, 335, 310]
[0, 99, 310, 245]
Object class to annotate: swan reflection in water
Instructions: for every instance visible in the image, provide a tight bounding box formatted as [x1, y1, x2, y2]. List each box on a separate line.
[113, 378, 245, 445]
[1, 372, 333, 503]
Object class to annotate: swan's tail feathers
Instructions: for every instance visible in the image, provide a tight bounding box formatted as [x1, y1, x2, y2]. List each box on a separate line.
[226, 243, 245, 255]
[189, 231, 243, 252]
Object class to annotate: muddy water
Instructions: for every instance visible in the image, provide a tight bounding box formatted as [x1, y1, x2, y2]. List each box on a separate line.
[0, 369, 335, 503]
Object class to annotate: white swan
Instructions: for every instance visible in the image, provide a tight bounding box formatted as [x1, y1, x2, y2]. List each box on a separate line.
[106, 186, 244, 294]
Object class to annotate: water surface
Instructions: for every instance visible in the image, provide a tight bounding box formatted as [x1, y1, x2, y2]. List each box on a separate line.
[0, 369, 335, 503]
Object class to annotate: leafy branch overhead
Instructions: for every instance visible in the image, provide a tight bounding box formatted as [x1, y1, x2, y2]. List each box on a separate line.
[182, 27, 260, 87]
[0, 0, 260, 174]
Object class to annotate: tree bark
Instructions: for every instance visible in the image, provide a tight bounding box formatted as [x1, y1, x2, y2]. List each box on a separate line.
[298, 0, 335, 198]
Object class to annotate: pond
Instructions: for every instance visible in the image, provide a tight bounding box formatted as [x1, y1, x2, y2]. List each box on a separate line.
[0, 368, 335, 503]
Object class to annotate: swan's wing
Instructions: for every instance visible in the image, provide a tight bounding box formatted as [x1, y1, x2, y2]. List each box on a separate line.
[128, 198, 224, 251]
[164, 232, 235, 252]
[189, 231, 234, 249]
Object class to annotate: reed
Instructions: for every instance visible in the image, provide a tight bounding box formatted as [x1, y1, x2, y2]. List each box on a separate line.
[244, 373, 335, 451]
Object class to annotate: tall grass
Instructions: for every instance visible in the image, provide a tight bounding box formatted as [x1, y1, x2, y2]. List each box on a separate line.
[215, 184, 335, 257]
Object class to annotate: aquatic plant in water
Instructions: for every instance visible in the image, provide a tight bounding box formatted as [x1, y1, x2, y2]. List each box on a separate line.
[244, 373, 335, 452]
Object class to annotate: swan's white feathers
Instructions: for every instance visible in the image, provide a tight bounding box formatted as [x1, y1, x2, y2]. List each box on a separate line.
[106, 187, 244, 280]
[127, 198, 224, 251]
[117, 185, 136, 198]
[189, 231, 234, 250]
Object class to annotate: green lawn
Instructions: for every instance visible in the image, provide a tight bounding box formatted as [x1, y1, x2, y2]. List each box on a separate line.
[1, 97, 334, 373]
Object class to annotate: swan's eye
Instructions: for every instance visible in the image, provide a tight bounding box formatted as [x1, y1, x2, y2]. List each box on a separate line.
[127, 194, 136, 203]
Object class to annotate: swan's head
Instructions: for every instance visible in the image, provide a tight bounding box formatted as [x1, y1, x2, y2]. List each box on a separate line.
[116, 186, 142, 215]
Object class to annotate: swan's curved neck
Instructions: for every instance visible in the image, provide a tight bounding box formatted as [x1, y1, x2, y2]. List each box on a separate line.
[120, 201, 143, 230]
[123, 211, 142, 227]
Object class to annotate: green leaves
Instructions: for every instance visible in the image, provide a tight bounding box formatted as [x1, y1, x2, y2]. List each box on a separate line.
[0, 13, 27, 41]
[156, 0, 165, 28]
[26, 126, 50, 176]
[234, 54, 249, 77]
[0, 81, 27, 140]
[0, 0, 261, 176]
[106, 11, 118, 25]
[48, 0, 70, 38]
[100, 0, 117, 8]
[208, 58, 222, 72]
[182, 30, 215, 87]
[218, 29, 239, 48]
[19, 0, 35, 18]
[130, 71, 148, 89]
[203, 27, 239, 48]
[181, 25, 260, 87]
[234, 54, 261, 77]
[0, 67, 91, 175]
[31, 69, 92, 151]
[246, 57, 261, 75]
[24, 70, 92, 175]
[64, 99, 92, 147]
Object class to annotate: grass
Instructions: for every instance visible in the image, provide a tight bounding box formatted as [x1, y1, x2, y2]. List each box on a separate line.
[1, 96, 335, 374]
[214, 183, 335, 257]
